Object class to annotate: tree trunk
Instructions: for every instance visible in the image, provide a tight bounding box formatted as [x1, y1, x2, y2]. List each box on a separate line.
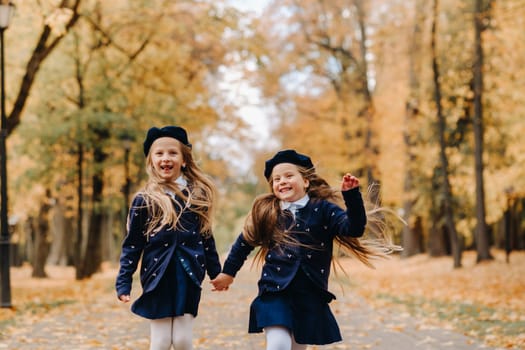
[402, 0, 427, 258]
[428, 224, 449, 257]
[355, 0, 380, 195]
[431, 0, 462, 268]
[102, 209, 115, 262]
[428, 174, 448, 257]
[64, 216, 76, 266]
[47, 198, 67, 265]
[75, 142, 85, 279]
[472, 0, 493, 262]
[6, 1, 82, 136]
[31, 193, 53, 278]
[73, 36, 87, 279]
[77, 127, 108, 279]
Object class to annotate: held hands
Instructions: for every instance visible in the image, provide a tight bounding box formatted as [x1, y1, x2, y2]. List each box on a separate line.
[118, 294, 131, 303]
[341, 173, 360, 191]
[210, 273, 234, 291]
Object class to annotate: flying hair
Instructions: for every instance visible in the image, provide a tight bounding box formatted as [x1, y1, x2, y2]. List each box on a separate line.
[242, 165, 403, 269]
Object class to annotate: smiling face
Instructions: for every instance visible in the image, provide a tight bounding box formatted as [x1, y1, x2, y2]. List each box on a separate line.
[149, 137, 185, 182]
[270, 163, 309, 202]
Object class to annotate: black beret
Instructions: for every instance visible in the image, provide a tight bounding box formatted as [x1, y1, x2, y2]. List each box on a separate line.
[264, 149, 314, 179]
[143, 126, 192, 156]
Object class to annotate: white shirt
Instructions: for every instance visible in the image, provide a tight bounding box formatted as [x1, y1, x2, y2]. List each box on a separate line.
[281, 194, 309, 218]
[174, 175, 188, 189]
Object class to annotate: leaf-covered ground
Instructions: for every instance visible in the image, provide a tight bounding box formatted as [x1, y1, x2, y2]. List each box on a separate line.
[0, 250, 521, 349]
[342, 250, 525, 349]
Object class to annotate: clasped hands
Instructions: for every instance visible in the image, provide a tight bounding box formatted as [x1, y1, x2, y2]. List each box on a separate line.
[210, 272, 234, 291]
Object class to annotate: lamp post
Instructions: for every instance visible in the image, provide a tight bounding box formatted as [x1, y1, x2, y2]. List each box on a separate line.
[0, 1, 15, 308]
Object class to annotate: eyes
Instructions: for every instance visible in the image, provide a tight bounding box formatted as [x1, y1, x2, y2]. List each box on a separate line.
[154, 149, 180, 157]
[273, 172, 298, 182]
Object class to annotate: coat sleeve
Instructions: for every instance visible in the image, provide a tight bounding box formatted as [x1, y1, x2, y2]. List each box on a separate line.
[115, 195, 148, 297]
[203, 234, 222, 280]
[327, 187, 367, 238]
[221, 233, 255, 277]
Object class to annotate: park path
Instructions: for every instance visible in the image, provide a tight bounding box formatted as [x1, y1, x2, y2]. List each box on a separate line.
[1, 263, 499, 350]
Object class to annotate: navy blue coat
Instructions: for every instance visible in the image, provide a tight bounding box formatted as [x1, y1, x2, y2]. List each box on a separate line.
[222, 188, 366, 299]
[116, 193, 222, 299]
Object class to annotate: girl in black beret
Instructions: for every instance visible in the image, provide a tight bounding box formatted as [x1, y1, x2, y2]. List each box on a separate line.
[116, 126, 222, 350]
[211, 149, 397, 350]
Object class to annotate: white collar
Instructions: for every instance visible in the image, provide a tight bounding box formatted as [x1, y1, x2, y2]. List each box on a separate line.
[174, 175, 187, 189]
[281, 194, 309, 211]
[165, 176, 188, 200]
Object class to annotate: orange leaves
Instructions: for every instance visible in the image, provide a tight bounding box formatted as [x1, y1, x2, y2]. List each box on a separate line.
[1, 251, 523, 349]
[342, 250, 525, 349]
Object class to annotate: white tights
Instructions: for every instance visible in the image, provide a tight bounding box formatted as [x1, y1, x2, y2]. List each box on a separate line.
[265, 326, 307, 350]
[149, 314, 194, 350]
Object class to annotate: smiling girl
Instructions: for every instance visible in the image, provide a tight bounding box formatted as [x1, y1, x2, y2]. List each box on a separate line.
[116, 126, 221, 350]
[211, 149, 396, 350]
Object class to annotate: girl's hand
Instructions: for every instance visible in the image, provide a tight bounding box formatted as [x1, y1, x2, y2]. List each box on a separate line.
[210, 273, 234, 291]
[341, 173, 360, 191]
[118, 294, 131, 303]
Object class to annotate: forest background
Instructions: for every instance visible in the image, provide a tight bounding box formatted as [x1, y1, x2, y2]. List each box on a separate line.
[0, 0, 524, 348]
[0, 0, 523, 282]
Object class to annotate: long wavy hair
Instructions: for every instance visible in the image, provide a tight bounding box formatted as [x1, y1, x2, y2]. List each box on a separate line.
[135, 142, 216, 238]
[242, 165, 401, 268]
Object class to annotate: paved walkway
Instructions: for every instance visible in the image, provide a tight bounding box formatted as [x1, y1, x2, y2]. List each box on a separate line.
[1, 264, 498, 350]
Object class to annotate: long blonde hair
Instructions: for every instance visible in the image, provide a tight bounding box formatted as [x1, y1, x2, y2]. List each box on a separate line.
[243, 165, 401, 268]
[136, 143, 216, 238]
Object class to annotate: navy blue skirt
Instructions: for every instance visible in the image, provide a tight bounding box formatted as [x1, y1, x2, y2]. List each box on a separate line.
[131, 257, 201, 320]
[248, 268, 342, 345]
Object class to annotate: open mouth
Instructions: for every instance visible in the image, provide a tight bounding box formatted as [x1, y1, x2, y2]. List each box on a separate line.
[279, 187, 292, 194]
[160, 164, 173, 170]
